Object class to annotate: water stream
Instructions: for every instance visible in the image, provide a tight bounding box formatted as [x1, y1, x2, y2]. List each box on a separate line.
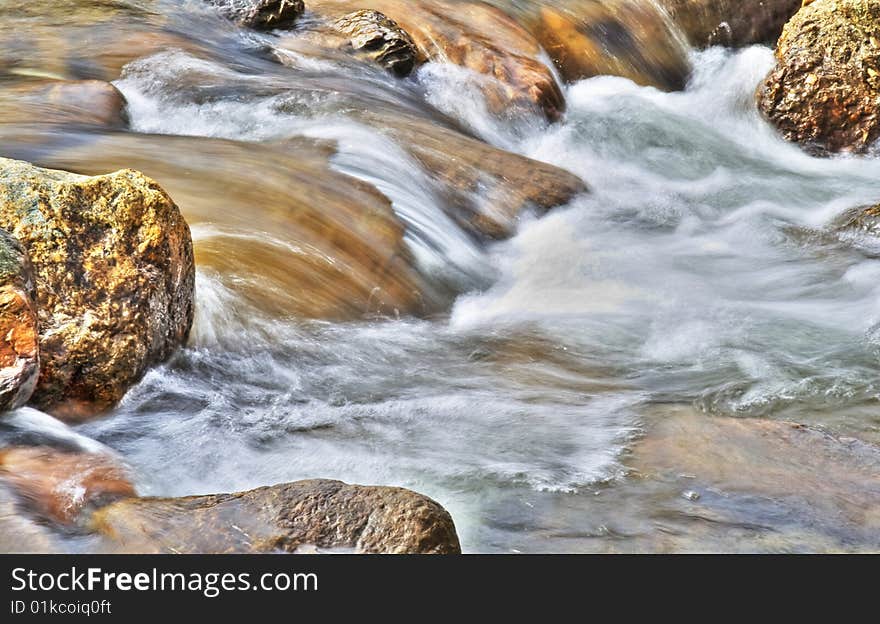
[2, 0, 880, 552]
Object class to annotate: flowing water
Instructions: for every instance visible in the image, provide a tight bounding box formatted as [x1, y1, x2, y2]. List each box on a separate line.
[2, 1, 880, 552]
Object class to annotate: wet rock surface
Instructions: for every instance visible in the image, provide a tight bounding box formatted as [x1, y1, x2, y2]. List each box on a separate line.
[529, 0, 692, 91]
[659, 0, 802, 47]
[0, 80, 128, 128]
[202, 0, 305, 29]
[308, 0, 566, 120]
[0, 446, 135, 525]
[92, 479, 461, 554]
[0, 231, 39, 413]
[0, 158, 195, 419]
[757, 0, 880, 155]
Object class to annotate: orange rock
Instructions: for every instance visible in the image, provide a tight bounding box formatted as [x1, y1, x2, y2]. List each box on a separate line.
[0, 230, 38, 412]
[0, 447, 136, 525]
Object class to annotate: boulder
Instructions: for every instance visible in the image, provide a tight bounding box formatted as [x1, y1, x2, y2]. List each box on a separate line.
[658, 0, 802, 47]
[757, 0, 880, 155]
[0, 446, 135, 525]
[202, 0, 304, 29]
[91, 479, 461, 554]
[528, 0, 691, 91]
[0, 80, 128, 128]
[0, 231, 39, 412]
[0, 158, 195, 419]
[308, 0, 565, 120]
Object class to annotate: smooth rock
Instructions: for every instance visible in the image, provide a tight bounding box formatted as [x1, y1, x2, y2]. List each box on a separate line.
[360, 111, 588, 239]
[0, 80, 128, 128]
[0, 158, 195, 419]
[658, 0, 802, 47]
[529, 0, 691, 91]
[0, 446, 135, 525]
[10, 133, 444, 320]
[0, 231, 39, 412]
[202, 0, 304, 29]
[757, 0, 880, 155]
[631, 406, 880, 538]
[92, 479, 461, 554]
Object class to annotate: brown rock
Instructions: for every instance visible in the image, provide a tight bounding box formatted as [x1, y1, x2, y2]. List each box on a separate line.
[529, 1, 691, 91]
[360, 111, 588, 239]
[91, 479, 461, 554]
[658, 0, 802, 47]
[0, 80, 128, 128]
[308, 0, 565, 120]
[0, 230, 39, 412]
[0, 447, 135, 525]
[13, 133, 444, 320]
[0, 158, 195, 419]
[757, 0, 880, 155]
[202, 0, 304, 29]
[631, 406, 880, 535]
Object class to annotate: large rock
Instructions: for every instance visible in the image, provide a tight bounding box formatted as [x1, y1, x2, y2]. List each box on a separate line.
[0, 231, 39, 412]
[0, 80, 128, 128]
[528, 0, 691, 91]
[91, 479, 461, 554]
[658, 0, 802, 47]
[308, 0, 566, 120]
[0, 447, 135, 525]
[0, 158, 195, 419]
[757, 0, 880, 155]
[202, 0, 304, 29]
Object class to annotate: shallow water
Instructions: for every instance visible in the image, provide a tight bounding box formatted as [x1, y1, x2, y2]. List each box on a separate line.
[3, 1, 880, 552]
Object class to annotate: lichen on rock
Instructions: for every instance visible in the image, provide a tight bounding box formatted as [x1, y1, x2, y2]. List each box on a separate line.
[0, 158, 195, 419]
[757, 0, 880, 155]
[0, 230, 39, 412]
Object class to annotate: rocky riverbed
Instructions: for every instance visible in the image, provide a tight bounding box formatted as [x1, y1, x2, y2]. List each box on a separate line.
[1, 0, 879, 553]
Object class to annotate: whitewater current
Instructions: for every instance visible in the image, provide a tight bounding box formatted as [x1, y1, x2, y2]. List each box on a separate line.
[7, 42, 880, 552]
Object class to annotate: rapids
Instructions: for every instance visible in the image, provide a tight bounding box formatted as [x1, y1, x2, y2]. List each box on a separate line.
[2, 0, 880, 552]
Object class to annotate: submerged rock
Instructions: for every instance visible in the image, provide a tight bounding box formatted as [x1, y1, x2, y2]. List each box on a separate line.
[0, 231, 39, 412]
[308, 0, 565, 120]
[0, 158, 195, 419]
[631, 406, 880, 543]
[0, 446, 135, 525]
[360, 111, 588, 239]
[658, 0, 802, 47]
[92, 479, 461, 554]
[528, 0, 691, 91]
[332, 10, 419, 76]
[757, 0, 880, 155]
[835, 203, 880, 236]
[202, 0, 304, 29]
[0, 80, 128, 128]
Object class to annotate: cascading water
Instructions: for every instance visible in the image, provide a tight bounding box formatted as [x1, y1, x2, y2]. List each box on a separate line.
[2, 0, 880, 553]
